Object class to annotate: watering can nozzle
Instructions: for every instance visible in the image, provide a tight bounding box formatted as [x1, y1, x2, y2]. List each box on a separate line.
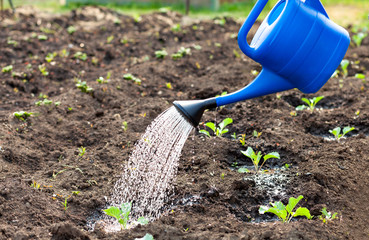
[173, 98, 217, 127]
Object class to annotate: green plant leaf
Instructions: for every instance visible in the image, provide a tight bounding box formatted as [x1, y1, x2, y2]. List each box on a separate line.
[237, 168, 249, 173]
[293, 207, 312, 219]
[272, 201, 286, 211]
[103, 206, 122, 220]
[329, 127, 341, 139]
[137, 217, 149, 225]
[263, 152, 280, 161]
[301, 98, 311, 106]
[199, 130, 211, 138]
[286, 195, 303, 214]
[321, 207, 328, 217]
[313, 96, 324, 105]
[342, 126, 355, 135]
[220, 129, 229, 135]
[135, 233, 154, 240]
[355, 73, 365, 79]
[205, 122, 216, 133]
[218, 118, 233, 131]
[241, 147, 254, 160]
[296, 105, 307, 111]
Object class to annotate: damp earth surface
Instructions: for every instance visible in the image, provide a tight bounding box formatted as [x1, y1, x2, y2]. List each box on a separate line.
[0, 6, 369, 240]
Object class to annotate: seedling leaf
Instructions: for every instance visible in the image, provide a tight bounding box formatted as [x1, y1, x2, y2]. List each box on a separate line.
[286, 195, 303, 214]
[103, 206, 121, 220]
[293, 207, 312, 219]
[301, 98, 310, 106]
[218, 118, 233, 131]
[237, 168, 249, 173]
[135, 233, 154, 240]
[263, 152, 280, 161]
[205, 122, 216, 133]
[342, 126, 355, 136]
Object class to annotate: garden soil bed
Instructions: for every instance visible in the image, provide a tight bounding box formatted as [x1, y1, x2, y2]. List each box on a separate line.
[0, 6, 368, 240]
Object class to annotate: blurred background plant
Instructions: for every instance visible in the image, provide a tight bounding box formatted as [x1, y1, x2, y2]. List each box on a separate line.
[1, 0, 368, 28]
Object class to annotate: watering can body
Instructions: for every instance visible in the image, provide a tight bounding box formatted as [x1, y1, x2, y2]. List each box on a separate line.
[173, 0, 350, 126]
[216, 0, 350, 106]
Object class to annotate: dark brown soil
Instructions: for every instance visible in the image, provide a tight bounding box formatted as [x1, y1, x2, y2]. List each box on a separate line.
[0, 6, 368, 240]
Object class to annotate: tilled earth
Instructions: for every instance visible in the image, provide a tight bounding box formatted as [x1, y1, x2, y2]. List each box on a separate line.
[0, 6, 368, 240]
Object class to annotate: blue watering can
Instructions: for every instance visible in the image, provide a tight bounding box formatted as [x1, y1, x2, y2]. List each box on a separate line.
[174, 0, 350, 126]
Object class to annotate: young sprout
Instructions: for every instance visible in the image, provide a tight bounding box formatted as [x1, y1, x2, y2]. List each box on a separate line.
[67, 25, 76, 34]
[103, 202, 132, 229]
[73, 51, 87, 61]
[13, 111, 33, 121]
[2, 65, 13, 73]
[155, 49, 168, 59]
[107, 35, 114, 44]
[340, 59, 349, 78]
[240, 147, 280, 174]
[171, 23, 181, 32]
[7, 37, 18, 46]
[296, 96, 324, 112]
[38, 35, 48, 41]
[75, 79, 93, 93]
[214, 18, 226, 26]
[199, 118, 233, 137]
[166, 82, 172, 89]
[355, 73, 365, 79]
[96, 77, 108, 84]
[123, 73, 141, 85]
[319, 207, 338, 224]
[329, 126, 355, 141]
[38, 64, 49, 76]
[352, 32, 367, 47]
[134, 233, 154, 240]
[62, 196, 70, 211]
[78, 146, 86, 157]
[35, 99, 53, 106]
[259, 195, 312, 223]
[45, 52, 57, 63]
[171, 47, 191, 60]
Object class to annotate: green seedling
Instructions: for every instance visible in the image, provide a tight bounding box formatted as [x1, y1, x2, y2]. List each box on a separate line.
[133, 14, 142, 23]
[76, 79, 93, 93]
[13, 111, 33, 121]
[73, 51, 87, 61]
[60, 49, 70, 58]
[355, 73, 365, 79]
[329, 126, 355, 141]
[103, 202, 132, 229]
[62, 196, 70, 211]
[340, 59, 349, 78]
[38, 64, 49, 76]
[122, 121, 128, 131]
[35, 99, 53, 106]
[123, 73, 141, 85]
[319, 207, 338, 224]
[134, 233, 154, 240]
[45, 52, 57, 63]
[199, 118, 233, 137]
[78, 146, 86, 157]
[40, 27, 55, 34]
[38, 35, 48, 41]
[193, 44, 202, 50]
[155, 49, 168, 59]
[296, 96, 324, 112]
[67, 25, 76, 34]
[107, 35, 114, 44]
[238, 168, 250, 173]
[72, 191, 80, 195]
[239, 134, 247, 146]
[114, 18, 121, 25]
[240, 147, 280, 174]
[166, 82, 172, 89]
[2, 65, 13, 73]
[7, 37, 18, 46]
[106, 71, 111, 80]
[96, 77, 108, 84]
[171, 23, 181, 32]
[171, 47, 191, 60]
[352, 32, 367, 47]
[253, 130, 262, 138]
[214, 18, 226, 26]
[259, 195, 312, 223]
[30, 180, 41, 189]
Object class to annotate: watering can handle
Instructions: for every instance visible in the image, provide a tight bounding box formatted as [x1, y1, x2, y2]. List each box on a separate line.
[238, 0, 269, 58]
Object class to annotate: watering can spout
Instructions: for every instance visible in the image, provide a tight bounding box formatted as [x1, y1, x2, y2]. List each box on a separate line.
[173, 69, 292, 126]
[173, 98, 217, 127]
[215, 68, 293, 106]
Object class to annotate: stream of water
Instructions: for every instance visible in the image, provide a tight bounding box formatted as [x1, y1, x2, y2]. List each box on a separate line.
[104, 106, 193, 231]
